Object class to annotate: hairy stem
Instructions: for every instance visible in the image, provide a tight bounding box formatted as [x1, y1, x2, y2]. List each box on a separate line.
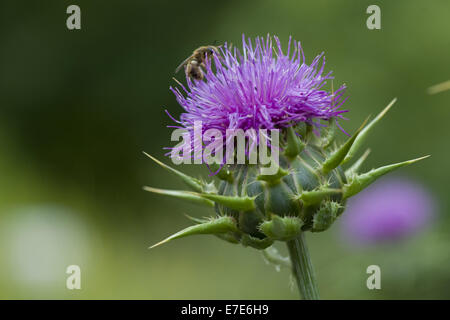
[286, 233, 320, 300]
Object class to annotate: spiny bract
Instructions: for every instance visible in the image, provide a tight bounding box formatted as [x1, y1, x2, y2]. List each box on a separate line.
[145, 98, 428, 249]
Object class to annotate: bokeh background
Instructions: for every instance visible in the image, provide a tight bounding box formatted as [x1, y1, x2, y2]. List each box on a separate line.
[0, 0, 449, 299]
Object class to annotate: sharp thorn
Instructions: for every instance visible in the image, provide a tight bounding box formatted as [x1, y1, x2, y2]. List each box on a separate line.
[143, 186, 214, 207]
[143, 152, 204, 192]
[343, 155, 430, 199]
[342, 98, 397, 164]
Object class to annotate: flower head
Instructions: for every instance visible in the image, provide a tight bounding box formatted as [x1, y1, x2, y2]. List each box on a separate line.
[168, 35, 347, 160]
[340, 176, 435, 245]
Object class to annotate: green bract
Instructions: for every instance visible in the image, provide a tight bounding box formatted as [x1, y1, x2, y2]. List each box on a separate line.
[146, 99, 428, 250]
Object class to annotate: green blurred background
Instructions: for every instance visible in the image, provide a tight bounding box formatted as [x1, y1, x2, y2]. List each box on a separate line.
[0, 0, 449, 299]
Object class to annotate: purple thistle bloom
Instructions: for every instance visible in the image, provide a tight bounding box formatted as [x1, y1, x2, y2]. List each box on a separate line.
[340, 176, 435, 245]
[168, 34, 347, 159]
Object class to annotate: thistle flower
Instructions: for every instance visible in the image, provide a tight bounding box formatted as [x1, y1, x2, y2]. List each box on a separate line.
[145, 35, 428, 299]
[340, 176, 435, 245]
[168, 34, 347, 162]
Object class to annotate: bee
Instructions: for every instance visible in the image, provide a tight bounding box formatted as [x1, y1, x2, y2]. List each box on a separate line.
[175, 45, 221, 81]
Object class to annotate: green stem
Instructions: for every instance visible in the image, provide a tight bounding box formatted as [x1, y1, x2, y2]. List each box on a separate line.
[286, 233, 320, 300]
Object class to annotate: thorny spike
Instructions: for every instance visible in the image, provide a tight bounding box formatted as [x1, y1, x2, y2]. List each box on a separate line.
[285, 126, 305, 157]
[345, 149, 371, 177]
[343, 155, 430, 199]
[143, 152, 204, 192]
[150, 216, 238, 248]
[298, 188, 342, 205]
[321, 118, 369, 174]
[200, 194, 257, 211]
[143, 186, 215, 207]
[342, 98, 397, 164]
[183, 213, 209, 224]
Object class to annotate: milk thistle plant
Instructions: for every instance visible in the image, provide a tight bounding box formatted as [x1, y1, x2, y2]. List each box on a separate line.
[144, 35, 428, 299]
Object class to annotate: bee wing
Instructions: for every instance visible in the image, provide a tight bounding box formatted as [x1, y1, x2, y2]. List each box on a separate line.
[175, 55, 194, 73]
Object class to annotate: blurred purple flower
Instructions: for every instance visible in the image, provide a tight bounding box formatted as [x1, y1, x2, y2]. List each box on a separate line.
[340, 176, 435, 245]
